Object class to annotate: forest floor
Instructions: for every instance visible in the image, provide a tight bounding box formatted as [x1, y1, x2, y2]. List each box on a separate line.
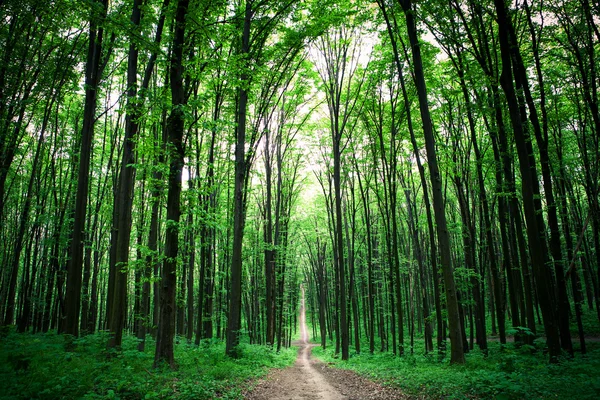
[245, 289, 411, 400]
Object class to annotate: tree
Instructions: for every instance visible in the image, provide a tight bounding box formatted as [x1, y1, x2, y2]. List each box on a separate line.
[493, 0, 561, 362]
[107, 0, 142, 350]
[226, 0, 304, 356]
[314, 20, 368, 360]
[63, 0, 109, 337]
[396, 0, 465, 364]
[154, 0, 189, 368]
[226, 0, 252, 357]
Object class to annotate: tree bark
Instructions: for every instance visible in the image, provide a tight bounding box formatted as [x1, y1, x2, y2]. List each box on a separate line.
[108, 0, 142, 350]
[63, 0, 108, 337]
[226, 0, 252, 357]
[493, 0, 561, 362]
[154, 0, 189, 368]
[398, 0, 465, 364]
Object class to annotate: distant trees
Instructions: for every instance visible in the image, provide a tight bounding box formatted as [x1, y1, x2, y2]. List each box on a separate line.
[314, 21, 368, 361]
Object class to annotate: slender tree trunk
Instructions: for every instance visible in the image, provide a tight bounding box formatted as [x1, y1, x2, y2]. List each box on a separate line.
[108, 0, 142, 349]
[519, 1, 572, 354]
[226, 0, 251, 357]
[398, 0, 465, 364]
[453, 60, 495, 347]
[63, 0, 108, 337]
[355, 160, 376, 354]
[198, 95, 219, 342]
[186, 205, 195, 343]
[404, 187, 434, 353]
[493, 0, 561, 362]
[264, 129, 277, 346]
[154, 0, 189, 368]
[377, 1, 445, 352]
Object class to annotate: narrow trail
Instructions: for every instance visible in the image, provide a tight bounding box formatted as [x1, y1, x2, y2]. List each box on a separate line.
[247, 286, 344, 399]
[246, 286, 409, 400]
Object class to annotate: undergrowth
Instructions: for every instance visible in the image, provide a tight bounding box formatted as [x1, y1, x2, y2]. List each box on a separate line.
[312, 340, 600, 399]
[0, 329, 296, 400]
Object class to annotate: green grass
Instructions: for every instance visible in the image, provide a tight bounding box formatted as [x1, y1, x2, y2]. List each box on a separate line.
[312, 339, 600, 399]
[0, 329, 296, 400]
[305, 304, 600, 398]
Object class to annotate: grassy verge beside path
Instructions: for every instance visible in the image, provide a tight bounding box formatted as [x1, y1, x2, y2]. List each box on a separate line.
[312, 341, 600, 399]
[0, 329, 296, 400]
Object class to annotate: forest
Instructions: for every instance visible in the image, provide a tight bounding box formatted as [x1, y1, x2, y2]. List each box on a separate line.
[1, 0, 600, 398]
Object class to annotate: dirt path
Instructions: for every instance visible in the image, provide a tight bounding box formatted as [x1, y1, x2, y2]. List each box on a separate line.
[245, 286, 409, 400]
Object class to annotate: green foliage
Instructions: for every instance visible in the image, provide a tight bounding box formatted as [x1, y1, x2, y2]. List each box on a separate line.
[312, 341, 600, 399]
[0, 330, 296, 400]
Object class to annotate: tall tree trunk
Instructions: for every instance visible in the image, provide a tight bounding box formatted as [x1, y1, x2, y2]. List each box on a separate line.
[404, 187, 435, 353]
[519, 0, 572, 354]
[377, 1, 445, 352]
[355, 158, 376, 354]
[154, 0, 189, 368]
[452, 57, 494, 348]
[63, 0, 108, 337]
[493, 0, 561, 362]
[108, 0, 142, 349]
[226, 0, 251, 357]
[186, 205, 195, 343]
[398, 0, 465, 364]
[135, 0, 170, 349]
[264, 128, 277, 346]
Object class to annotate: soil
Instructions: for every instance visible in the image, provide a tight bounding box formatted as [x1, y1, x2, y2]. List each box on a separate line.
[245, 287, 414, 400]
